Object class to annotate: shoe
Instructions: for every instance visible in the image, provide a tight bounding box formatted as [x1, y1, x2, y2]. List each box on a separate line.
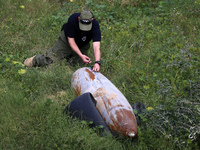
[24, 55, 36, 67]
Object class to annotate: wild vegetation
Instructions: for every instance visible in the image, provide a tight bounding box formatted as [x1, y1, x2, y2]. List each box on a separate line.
[1, 0, 200, 149]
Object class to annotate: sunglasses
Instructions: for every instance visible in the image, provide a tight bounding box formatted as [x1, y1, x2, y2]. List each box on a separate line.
[80, 19, 92, 24]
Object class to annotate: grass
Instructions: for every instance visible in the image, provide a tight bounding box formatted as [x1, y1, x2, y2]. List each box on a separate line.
[1, 0, 200, 149]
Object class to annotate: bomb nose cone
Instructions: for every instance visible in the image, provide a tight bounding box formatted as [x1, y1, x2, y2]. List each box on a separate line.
[128, 132, 136, 137]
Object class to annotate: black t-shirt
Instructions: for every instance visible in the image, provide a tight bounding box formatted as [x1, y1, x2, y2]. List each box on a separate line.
[62, 13, 101, 48]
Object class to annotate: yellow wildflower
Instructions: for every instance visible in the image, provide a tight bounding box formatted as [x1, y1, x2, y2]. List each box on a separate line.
[147, 107, 154, 111]
[70, 0, 73, 2]
[5, 57, 10, 62]
[18, 69, 26, 75]
[12, 61, 19, 65]
[20, 5, 25, 9]
[12, 61, 24, 67]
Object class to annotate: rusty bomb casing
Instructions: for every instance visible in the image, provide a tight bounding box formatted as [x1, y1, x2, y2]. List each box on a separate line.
[71, 67, 138, 137]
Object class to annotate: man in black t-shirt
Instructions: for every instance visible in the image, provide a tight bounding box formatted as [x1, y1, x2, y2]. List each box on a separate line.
[24, 10, 101, 72]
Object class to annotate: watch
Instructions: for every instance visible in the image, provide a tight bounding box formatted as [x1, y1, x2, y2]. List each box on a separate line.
[95, 61, 101, 66]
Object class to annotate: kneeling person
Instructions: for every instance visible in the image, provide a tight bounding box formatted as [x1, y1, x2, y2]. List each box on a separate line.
[24, 10, 101, 72]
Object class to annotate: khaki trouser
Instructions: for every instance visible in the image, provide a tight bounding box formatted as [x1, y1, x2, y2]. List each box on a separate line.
[32, 30, 90, 67]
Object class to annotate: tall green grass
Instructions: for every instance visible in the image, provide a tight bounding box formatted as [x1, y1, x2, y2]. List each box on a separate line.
[1, 0, 200, 149]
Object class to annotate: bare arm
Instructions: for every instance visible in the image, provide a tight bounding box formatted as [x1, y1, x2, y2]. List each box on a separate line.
[67, 37, 90, 64]
[92, 41, 101, 72]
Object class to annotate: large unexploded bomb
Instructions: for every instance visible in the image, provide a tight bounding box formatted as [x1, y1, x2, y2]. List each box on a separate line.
[71, 67, 138, 137]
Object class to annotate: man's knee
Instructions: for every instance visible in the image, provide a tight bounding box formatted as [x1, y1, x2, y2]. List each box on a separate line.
[33, 54, 54, 67]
